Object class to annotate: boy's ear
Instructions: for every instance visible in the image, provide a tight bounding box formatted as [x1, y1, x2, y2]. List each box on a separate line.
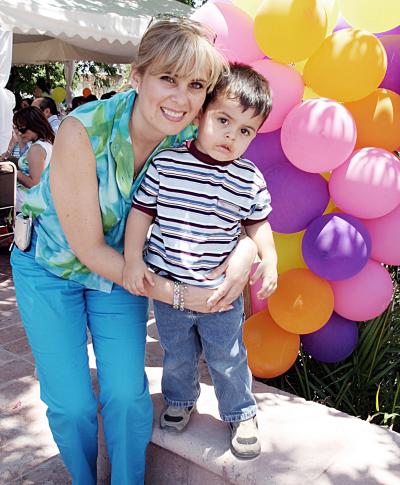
[192, 109, 203, 127]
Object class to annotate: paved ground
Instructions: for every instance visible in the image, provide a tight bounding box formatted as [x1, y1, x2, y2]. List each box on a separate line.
[0, 249, 70, 484]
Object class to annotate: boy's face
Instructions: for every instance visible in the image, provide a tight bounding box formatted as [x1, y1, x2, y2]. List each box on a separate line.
[195, 96, 263, 162]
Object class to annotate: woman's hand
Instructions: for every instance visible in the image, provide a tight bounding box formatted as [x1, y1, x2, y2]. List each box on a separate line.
[205, 235, 257, 311]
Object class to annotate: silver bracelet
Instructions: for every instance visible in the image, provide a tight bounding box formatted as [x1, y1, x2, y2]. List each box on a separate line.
[172, 281, 187, 311]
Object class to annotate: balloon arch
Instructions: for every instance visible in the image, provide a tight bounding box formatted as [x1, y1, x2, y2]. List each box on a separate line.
[192, 0, 400, 377]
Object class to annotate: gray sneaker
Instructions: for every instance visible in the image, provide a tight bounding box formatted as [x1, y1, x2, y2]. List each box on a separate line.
[160, 405, 195, 433]
[229, 416, 261, 459]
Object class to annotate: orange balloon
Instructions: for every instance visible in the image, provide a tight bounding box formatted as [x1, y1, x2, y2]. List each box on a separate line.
[243, 310, 300, 378]
[83, 87, 92, 97]
[268, 269, 334, 334]
[344, 89, 400, 152]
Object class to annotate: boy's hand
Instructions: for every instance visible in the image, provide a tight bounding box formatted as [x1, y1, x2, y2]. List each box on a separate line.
[122, 258, 155, 296]
[250, 260, 278, 299]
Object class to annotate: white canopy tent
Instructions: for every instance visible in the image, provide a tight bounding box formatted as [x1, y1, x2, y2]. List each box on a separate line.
[0, 0, 192, 64]
[0, 0, 192, 151]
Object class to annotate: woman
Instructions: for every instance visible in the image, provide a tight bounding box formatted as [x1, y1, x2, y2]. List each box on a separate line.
[13, 107, 54, 211]
[11, 19, 257, 485]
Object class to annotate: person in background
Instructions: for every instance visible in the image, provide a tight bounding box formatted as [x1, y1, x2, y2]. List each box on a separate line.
[19, 98, 32, 110]
[33, 76, 51, 98]
[11, 18, 256, 485]
[32, 96, 61, 133]
[70, 95, 87, 112]
[13, 106, 54, 211]
[100, 91, 117, 100]
[123, 63, 277, 460]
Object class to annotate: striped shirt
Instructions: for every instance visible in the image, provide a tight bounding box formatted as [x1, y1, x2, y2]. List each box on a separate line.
[133, 143, 272, 288]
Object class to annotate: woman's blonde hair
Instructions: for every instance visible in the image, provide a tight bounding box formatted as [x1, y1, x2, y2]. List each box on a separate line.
[134, 18, 229, 93]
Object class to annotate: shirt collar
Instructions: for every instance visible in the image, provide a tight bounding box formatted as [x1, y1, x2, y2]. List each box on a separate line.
[188, 141, 235, 166]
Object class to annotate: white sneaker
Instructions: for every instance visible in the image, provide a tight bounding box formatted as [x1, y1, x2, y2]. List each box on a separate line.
[229, 416, 261, 459]
[160, 405, 195, 433]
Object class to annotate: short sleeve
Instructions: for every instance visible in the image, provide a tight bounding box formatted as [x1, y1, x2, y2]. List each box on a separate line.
[242, 171, 272, 226]
[132, 159, 160, 217]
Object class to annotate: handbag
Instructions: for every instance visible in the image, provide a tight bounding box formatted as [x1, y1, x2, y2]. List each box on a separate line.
[14, 212, 33, 251]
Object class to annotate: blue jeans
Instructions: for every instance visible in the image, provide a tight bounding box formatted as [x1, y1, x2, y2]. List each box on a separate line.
[11, 236, 153, 485]
[153, 296, 256, 422]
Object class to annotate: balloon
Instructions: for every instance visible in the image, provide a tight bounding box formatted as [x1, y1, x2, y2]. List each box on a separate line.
[82, 87, 92, 97]
[362, 204, 400, 265]
[331, 260, 394, 321]
[338, 0, 400, 33]
[333, 16, 352, 32]
[273, 231, 307, 274]
[51, 86, 66, 103]
[264, 162, 330, 233]
[303, 86, 320, 100]
[344, 89, 400, 152]
[233, 0, 260, 18]
[303, 29, 387, 102]
[379, 36, 400, 95]
[268, 268, 334, 334]
[302, 213, 371, 281]
[243, 129, 290, 173]
[243, 310, 300, 378]
[301, 313, 358, 363]
[249, 262, 268, 314]
[254, 0, 327, 63]
[281, 99, 357, 173]
[329, 148, 400, 219]
[251, 59, 304, 133]
[376, 26, 400, 38]
[192, 3, 264, 63]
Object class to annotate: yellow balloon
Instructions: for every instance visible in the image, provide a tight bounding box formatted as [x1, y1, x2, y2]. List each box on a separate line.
[293, 59, 307, 75]
[273, 231, 307, 274]
[254, 0, 327, 63]
[321, 0, 340, 34]
[323, 198, 337, 215]
[233, 0, 262, 18]
[51, 86, 66, 104]
[303, 29, 387, 102]
[339, 0, 400, 33]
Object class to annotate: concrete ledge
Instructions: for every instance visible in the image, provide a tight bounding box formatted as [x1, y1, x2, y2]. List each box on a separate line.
[144, 320, 400, 485]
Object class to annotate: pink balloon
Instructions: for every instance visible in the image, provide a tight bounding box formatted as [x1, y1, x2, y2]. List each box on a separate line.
[362, 204, 400, 265]
[329, 148, 400, 219]
[331, 260, 393, 321]
[251, 59, 304, 133]
[191, 3, 264, 63]
[249, 262, 268, 314]
[379, 35, 400, 95]
[281, 99, 357, 173]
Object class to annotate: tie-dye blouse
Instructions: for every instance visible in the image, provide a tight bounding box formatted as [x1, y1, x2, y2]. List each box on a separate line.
[22, 89, 196, 292]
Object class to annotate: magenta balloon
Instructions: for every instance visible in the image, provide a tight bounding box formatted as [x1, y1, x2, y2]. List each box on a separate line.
[249, 263, 267, 314]
[375, 25, 400, 37]
[362, 204, 400, 265]
[191, 3, 264, 63]
[281, 99, 357, 173]
[302, 213, 371, 281]
[243, 130, 290, 174]
[251, 59, 304, 133]
[264, 162, 329, 233]
[379, 36, 400, 94]
[331, 260, 394, 321]
[329, 148, 400, 219]
[301, 313, 358, 363]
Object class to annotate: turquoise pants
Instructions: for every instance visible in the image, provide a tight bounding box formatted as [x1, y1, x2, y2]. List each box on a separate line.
[11, 243, 152, 485]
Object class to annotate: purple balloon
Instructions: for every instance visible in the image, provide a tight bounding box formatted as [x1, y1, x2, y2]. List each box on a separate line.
[375, 25, 400, 38]
[379, 35, 400, 94]
[333, 16, 351, 32]
[243, 130, 290, 174]
[301, 312, 358, 363]
[302, 213, 371, 281]
[264, 162, 329, 233]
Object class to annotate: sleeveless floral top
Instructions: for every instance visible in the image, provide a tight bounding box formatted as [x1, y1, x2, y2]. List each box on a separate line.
[22, 90, 196, 292]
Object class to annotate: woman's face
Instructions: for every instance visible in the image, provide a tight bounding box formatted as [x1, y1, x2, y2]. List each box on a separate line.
[14, 124, 38, 144]
[133, 68, 208, 139]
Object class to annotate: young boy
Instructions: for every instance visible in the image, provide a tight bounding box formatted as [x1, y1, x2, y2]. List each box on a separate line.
[123, 63, 278, 459]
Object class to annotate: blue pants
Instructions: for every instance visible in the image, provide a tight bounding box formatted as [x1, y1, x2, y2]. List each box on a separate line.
[153, 296, 256, 422]
[11, 243, 153, 485]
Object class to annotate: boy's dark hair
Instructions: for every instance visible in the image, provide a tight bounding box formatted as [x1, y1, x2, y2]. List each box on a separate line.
[13, 106, 55, 144]
[38, 96, 59, 115]
[204, 62, 272, 124]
